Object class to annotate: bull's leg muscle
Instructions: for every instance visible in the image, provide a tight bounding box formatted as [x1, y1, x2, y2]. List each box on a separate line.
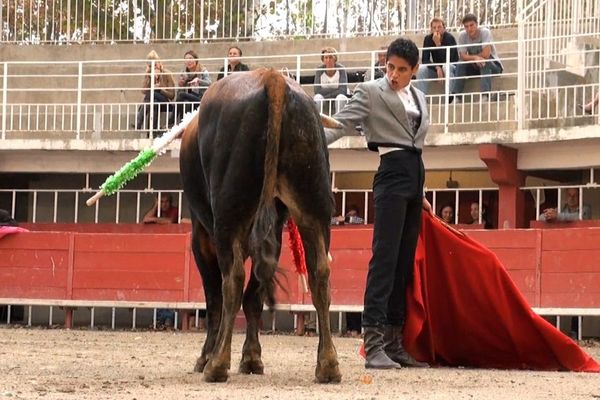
[298, 222, 342, 384]
[239, 271, 264, 374]
[190, 220, 221, 373]
[203, 238, 245, 383]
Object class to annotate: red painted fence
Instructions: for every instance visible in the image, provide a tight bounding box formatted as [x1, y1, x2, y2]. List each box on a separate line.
[2, 225, 600, 312]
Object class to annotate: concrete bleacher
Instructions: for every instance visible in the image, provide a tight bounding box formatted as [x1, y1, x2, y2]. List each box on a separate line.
[0, 28, 528, 143]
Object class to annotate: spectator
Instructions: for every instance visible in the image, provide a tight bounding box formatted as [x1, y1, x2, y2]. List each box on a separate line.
[365, 45, 387, 81]
[538, 187, 592, 222]
[415, 17, 459, 95]
[469, 202, 492, 228]
[438, 204, 455, 224]
[143, 193, 179, 224]
[217, 46, 250, 81]
[582, 93, 599, 114]
[170, 50, 211, 125]
[313, 47, 349, 114]
[136, 50, 175, 132]
[538, 187, 591, 341]
[142, 194, 179, 327]
[452, 14, 503, 102]
[345, 204, 365, 224]
[0, 209, 18, 227]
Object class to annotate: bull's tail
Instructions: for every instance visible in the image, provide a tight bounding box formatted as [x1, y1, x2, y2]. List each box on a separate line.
[249, 70, 287, 309]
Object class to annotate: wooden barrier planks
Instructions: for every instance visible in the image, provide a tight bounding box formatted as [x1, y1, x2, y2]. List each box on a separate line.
[0, 232, 71, 299]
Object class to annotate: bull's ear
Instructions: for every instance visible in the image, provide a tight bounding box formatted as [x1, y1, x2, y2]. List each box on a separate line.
[320, 113, 343, 129]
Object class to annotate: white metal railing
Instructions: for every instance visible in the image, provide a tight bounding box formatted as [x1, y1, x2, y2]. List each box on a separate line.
[0, 0, 520, 44]
[1, 32, 599, 140]
[517, 0, 600, 130]
[0, 182, 499, 227]
[0, 188, 186, 224]
[522, 181, 600, 222]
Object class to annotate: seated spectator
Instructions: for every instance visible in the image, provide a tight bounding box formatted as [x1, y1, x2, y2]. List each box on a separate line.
[331, 204, 365, 225]
[136, 50, 175, 132]
[170, 50, 211, 125]
[468, 202, 492, 228]
[452, 14, 503, 102]
[582, 93, 599, 114]
[217, 46, 250, 80]
[344, 204, 365, 224]
[415, 17, 459, 95]
[538, 187, 592, 222]
[438, 204, 455, 224]
[0, 209, 18, 227]
[142, 194, 178, 327]
[364, 45, 387, 81]
[143, 193, 179, 224]
[313, 47, 349, 114]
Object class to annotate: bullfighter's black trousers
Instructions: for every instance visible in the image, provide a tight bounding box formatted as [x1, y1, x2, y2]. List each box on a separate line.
[362, 149, 424, 328]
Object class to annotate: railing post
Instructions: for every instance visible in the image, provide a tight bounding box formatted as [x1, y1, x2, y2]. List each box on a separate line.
[296, 55, 301, 84]
[76, 62, 83, 139]
[1, 63, 7, 139]
[369, 50, 375, 81]
[0, 1, 3, 42]
[149, 61, 156, 138]
[200, 0, 205, 41]
[444, 47, 451, 134]
[516, 0, 525, 132]
[67, 1, 72, 43]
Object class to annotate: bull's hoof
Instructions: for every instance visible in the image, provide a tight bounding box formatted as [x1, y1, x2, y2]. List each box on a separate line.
[315, 360, 342, 384]
[203, 360, 229, 383]
[194, 356, 208, 373]
[239, 357, 264, 375]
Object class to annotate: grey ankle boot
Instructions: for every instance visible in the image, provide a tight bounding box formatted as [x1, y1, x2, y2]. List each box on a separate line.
[383, 325, 429, 368]
[364, 327, 402, 369]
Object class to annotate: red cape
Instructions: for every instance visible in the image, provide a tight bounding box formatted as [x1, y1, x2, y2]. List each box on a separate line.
[0, 226, 28, 239]
[402, 213, 599, 372]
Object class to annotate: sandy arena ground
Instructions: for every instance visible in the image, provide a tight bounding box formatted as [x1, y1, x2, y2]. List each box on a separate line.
[0, 327, 598, 400]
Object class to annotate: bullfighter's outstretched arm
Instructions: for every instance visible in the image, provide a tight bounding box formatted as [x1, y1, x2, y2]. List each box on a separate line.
[323, 83, 371, 145]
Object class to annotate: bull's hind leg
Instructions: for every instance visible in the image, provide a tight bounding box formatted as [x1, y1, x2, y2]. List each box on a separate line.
[203, 238, 246, 383]
[239, 271, 264, 374]
[298, 222, 341, 383]
[190, 221, 222, 373]
[240, 200, 288, 374]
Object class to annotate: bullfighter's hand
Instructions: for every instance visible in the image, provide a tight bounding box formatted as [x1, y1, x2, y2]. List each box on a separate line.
[422, 197, 433, 215]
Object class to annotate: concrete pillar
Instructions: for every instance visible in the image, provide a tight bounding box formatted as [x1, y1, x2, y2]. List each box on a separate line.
[479, 144, 526, 229]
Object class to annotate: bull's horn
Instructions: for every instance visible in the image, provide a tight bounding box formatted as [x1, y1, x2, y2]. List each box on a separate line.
[320, 113, 343, 129]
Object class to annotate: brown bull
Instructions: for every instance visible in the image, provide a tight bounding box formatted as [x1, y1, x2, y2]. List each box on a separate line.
[179, 69, 341, 383]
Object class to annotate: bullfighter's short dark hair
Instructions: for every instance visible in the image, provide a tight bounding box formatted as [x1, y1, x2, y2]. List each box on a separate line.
[386, 38, 420, 68]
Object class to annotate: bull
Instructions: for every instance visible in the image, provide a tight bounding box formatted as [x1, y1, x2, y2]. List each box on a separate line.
[179, 69, 342, 383]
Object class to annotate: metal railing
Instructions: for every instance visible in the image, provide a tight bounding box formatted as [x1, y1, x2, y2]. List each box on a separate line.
[517, 0, 600, 129]
[3, 177, 600, 227]
[0, 32, 598, 140]
[0, 176, 500, 226]
[0, 0, 520, 44]
[522, 182, 600, 222]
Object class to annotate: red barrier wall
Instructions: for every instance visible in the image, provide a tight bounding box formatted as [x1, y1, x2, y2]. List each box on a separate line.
[1, 225, 600, 309]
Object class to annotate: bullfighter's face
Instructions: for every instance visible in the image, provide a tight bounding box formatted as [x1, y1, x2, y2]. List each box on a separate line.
[386, 55, 418, 92]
